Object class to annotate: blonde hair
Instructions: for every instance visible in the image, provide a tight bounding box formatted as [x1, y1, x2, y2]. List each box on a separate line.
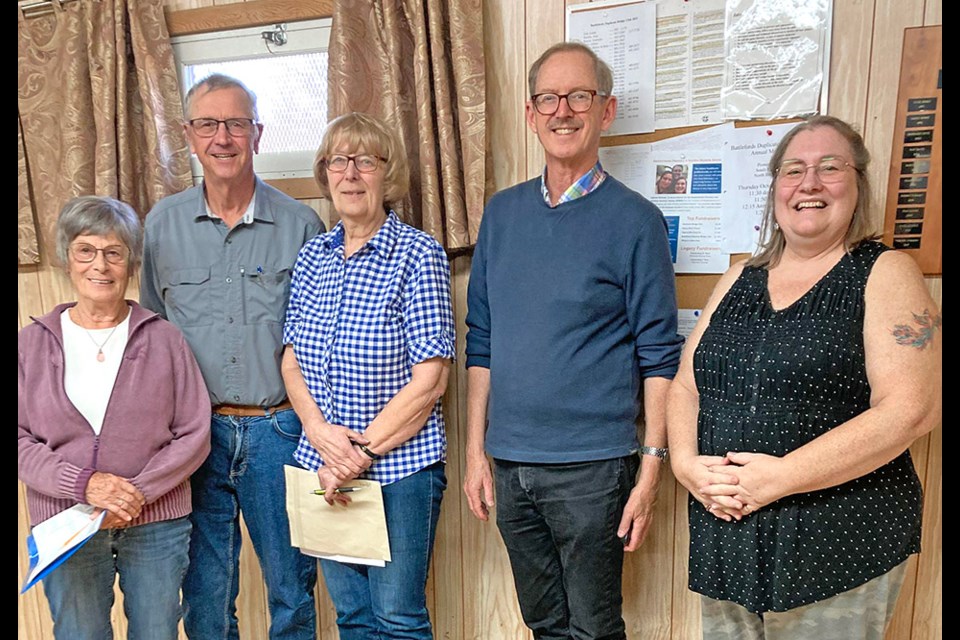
[313, 112, 410, 204]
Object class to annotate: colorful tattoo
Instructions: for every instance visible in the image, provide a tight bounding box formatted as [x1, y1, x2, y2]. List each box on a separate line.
[892, 309, 942, 349]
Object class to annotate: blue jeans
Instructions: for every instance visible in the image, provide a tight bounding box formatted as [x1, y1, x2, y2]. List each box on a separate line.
[43, 516, 191, 640]
[494, 455, 640, 640]
[182, 409, 317, 640]
[320, 462, 446, 640]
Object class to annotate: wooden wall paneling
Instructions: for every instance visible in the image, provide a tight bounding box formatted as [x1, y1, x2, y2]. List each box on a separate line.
[237, 517, 270, 637]
[912, 422, 942, 639]
[18, 268, 45, 329]
[671, 481, 701, 640]
[524, 0, 566, 180]
[862, 0, 927, 236]
[459, 2, 531, 638]
[484, 0, 528, 192]
[923, 0, 942, 24]
[827, 0, 875, 124]
[18, 483, 54, 640]
[431, 256, 471, 640]
[622, 469, 676, 639]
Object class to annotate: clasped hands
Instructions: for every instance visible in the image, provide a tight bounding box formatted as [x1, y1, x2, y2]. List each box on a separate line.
[85, 471, 145, 529]
[680, 452, 787, 522]
[304, 418, 374, 505]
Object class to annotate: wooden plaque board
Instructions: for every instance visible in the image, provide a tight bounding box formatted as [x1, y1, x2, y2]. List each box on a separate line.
[882, 26, 941, 275]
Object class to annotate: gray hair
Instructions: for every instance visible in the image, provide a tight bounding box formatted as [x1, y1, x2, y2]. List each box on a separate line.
[528, 42, 614, 97]
[748, 115, 877, 268]
[56, 196, 143, 275]
[184, 73, 259, 121]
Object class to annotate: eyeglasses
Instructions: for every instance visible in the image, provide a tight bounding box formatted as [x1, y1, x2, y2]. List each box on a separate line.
[70, 243, 128, 265]
[324, 154, 385, 173]
[187, 118, 258, 138]
[776, 157, 856, 186]
[531, 90, 606, 115]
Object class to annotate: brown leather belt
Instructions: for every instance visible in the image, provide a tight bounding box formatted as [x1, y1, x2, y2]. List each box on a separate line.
[212, 400, 293, 417]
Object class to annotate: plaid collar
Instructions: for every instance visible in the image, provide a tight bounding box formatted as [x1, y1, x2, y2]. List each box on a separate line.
[540, 162, 606, 207]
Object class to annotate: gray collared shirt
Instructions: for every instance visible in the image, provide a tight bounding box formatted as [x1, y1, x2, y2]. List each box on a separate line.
[141, 178, 323, 406]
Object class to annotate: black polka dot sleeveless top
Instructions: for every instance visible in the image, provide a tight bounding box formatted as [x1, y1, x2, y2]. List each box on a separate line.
[689, 241, 922, 613]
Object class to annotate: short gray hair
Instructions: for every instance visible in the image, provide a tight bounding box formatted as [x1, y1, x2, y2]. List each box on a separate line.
[56, 196, 143, 275]
[528, 42, 614, 97]
[184, 73, 259, 121]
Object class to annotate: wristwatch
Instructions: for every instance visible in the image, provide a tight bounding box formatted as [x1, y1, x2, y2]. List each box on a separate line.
[639, 446, 668, 461]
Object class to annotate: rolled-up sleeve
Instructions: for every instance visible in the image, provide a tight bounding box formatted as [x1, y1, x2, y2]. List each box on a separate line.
[405, 241, 456, 365]
[625, 215, 684, 379]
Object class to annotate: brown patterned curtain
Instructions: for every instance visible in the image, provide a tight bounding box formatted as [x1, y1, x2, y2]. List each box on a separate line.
[328, 0, 485, 251]
[18, 0, 191, 264]
[18, 117, 39, 265]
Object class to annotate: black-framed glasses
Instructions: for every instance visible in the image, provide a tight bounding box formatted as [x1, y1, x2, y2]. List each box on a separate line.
[187, 118, 258, 138]
[531, 90, 606, 115]
[777, 157, 856, 186]
[70, 243, 128, 265]
[324, 154, 385, 173]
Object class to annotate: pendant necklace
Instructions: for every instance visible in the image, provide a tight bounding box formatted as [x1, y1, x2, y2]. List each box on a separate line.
[84, 325, 120, 362]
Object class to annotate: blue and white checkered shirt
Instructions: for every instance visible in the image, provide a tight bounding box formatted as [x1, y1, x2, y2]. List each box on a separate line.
[283, 212, 456, 485]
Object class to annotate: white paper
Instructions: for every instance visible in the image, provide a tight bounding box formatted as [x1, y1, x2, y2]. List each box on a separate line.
[720, 122, 795, 253]
[678, 309, 704, 338]
[301, 549, 387, 567]
[653, 0, 726, 129]
[721, 0, 832, 120]
[567, 0, 656, 135]
[599, 142, 653, 194]
[284, 466, 391, 566]
[22, 504, 105, 592]
[649, 149, 728, 274]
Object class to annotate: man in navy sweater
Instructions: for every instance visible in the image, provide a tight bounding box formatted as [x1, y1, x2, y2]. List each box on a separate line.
[463, 42, 683, 638]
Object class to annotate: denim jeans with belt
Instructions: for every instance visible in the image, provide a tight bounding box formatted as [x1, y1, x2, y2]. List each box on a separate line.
[182, 409, 317, 640]
[43, 516, 191, 640]
[494, 455, 640, 640]
[320, 461, 446, 640]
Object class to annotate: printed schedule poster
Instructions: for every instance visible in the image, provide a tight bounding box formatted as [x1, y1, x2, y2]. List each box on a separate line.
[567, 0, 657, 135]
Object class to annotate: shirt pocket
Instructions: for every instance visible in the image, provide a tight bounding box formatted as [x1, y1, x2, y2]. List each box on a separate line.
[163, 267, 213, 327]
[243, 264, 291, 324]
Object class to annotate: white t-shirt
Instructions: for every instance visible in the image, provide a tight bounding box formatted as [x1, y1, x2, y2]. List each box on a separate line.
[60, 308, 130, 435]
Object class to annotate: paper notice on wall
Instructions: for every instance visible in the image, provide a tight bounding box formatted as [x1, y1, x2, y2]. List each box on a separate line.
[721, 122, 795, 253]
[721, 0, 832, 120]
[567, 0, 656, 135]
[654, 0, 726, 129]
[650, 150, 728, 274]
[678, 308, 704, 338]
[599, 142, 653, 194]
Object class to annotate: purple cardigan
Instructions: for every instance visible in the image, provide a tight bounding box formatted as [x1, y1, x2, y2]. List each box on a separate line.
[18, 301, 211, 526]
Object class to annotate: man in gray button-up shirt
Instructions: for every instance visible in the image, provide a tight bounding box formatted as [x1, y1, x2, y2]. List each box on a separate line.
[140, 74, 322, 640]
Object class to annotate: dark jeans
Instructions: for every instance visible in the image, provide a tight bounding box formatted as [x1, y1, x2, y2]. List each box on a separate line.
[494, 455, 639, 640]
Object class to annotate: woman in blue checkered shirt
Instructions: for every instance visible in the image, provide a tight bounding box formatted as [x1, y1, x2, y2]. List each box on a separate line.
[281, 112, 455, 640]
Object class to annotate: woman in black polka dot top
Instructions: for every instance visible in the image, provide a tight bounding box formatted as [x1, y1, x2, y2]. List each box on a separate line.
[668, 116, 941, 639]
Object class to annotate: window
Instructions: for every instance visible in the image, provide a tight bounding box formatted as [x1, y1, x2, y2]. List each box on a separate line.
[171, 18, 331, 181]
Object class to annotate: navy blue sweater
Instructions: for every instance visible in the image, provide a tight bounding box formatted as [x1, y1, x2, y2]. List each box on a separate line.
[465, 176, 683, 463]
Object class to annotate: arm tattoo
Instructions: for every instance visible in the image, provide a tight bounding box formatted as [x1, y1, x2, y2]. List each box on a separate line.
[891, 309, 942, 349]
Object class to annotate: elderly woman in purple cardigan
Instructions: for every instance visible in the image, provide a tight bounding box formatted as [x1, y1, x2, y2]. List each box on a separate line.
[18, 196, 211, 640]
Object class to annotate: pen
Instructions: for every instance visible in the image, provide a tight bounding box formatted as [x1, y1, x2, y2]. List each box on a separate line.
[312, 487, 365, 496]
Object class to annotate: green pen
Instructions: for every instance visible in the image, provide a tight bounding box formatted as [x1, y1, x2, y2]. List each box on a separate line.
[312, 487, 365, 496]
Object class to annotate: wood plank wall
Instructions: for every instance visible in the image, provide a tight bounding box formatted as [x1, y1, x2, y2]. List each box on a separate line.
[18, 0, 941, 638]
